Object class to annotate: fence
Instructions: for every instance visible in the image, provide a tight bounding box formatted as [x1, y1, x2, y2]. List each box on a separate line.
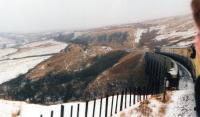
[38, 52, 171, 117]
[157, 51, 196, 81]
[144, 52, 172, 93]
[39, 86, 154, 117]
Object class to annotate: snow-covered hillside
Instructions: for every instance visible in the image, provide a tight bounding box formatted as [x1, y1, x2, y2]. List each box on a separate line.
[134, 15, 197, 47]
[0, 40, 67, 84]
[0, 37, 18, 49]
[0, 40, 67, 60]
[0, 15, 198, 117]
[0, 31, 68, 49]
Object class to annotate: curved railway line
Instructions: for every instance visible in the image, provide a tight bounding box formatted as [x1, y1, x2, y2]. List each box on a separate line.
[154, 45, 198, 116]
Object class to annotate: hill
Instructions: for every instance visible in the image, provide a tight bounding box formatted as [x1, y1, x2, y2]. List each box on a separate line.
[0, 15, 196, 104]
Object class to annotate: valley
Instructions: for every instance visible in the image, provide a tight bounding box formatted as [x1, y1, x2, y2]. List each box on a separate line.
[0, 15, 198, 117]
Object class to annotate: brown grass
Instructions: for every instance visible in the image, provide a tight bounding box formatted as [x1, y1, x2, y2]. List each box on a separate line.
[159, 105, 167, 115]
[151, 91, 172, 104]
[134, 100, 153, 116]
[11, 109, 20, 117]
[119, 112, 126, 117]
[131, 91, 173, 117]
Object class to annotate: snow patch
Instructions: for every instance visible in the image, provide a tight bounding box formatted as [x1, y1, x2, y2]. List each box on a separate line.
[0, 48, 17, 59]
[135, 29, 148, 43]
[0, 40, 68, 84]
[0, 57, 50, 84]
[154, 29, 196, 41]
[165, 90, 196, 117]
[177, 41, 194, 46]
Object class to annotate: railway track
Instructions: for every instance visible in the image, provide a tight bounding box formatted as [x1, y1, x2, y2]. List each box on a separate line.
[176, 62, 194, 90]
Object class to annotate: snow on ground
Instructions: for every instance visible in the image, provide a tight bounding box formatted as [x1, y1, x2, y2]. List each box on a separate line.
[0, 37, 17, 49]
[114, 90, 196, 117]
[150, 23, 196, 42]
[1, 40, 67, 60]
[168, 59, 178, 76]
[0, 48, 17, 59]
[0, 94, 146, 117]
[0, 57, 50, 84]
[165, 62, 196, 117]
[101, 46, 113, 52]
[165, 90, 196, 117]
[0, 40, 68, 84]
[114, 60, 196, 117]
[134, 29, 147, 43]
[176, 41, 194, 46]
[113, 94, 168, 117]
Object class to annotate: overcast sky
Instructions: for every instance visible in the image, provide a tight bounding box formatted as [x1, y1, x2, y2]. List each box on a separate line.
[0, 0, 191, 33]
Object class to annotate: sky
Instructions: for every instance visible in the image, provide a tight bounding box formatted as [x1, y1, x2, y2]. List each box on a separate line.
[0, 0, 192, 33]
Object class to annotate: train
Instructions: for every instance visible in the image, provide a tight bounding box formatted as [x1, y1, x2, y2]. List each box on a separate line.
[155, 45, 199, 80]
[155, 44, 200, 115]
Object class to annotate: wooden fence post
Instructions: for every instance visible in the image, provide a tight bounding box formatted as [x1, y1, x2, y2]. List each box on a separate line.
[99, 97, 103, 117]
[133, 88, 136, 104]
[77, 104, 80, 117]
[120, 91, 124, 111]
[129, 89, 131, 106]
[85, 101, 89, 117]
[152, 59, 155, 78]
[152, 79, 155, 95]
[92, 99, 96, 117]
[163, 77, 167, 102]
[51, 111, 53, 117]
[110, 94, 114, 116]
[145, 87, 148, 100]
[143, 87, 145, 101]
[125, 89, 127, 108]
[139, 87, 141, 102]
[105, 95, 109, 117]
[136, 87, 139, 102]
[70, 106, 73, 117]
[115, 93, 119, 114]
[60, 105, 64, 117]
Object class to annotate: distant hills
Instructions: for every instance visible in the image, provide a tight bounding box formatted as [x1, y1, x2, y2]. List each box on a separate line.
[0, 15, 197, 104]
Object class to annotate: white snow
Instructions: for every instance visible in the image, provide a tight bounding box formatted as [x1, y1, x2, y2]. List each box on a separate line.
[168, 60, 178, 76]
[165, 62, 196, 117]
[0, 40, 68, 84]
[113, 95, 156, 117]
[155, 35, 168, 41]
[0, 48, 17, 59]
[135, 29, 148, 43]
[154, 28, 196, 41]
[177, 41, 194, 46]
[114, 90, 196, 117]
[0, 57, 50, 84]
[3, 40, 67, 60]
[114, 59, 196, 117]
[165, 90, 196, 117]
[149, 25, 166, 34]
[0, 37, 17, 48]
[0, 94, 146, 117]
[101, 46, 113, 52]
[20, 40, 60, 48]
